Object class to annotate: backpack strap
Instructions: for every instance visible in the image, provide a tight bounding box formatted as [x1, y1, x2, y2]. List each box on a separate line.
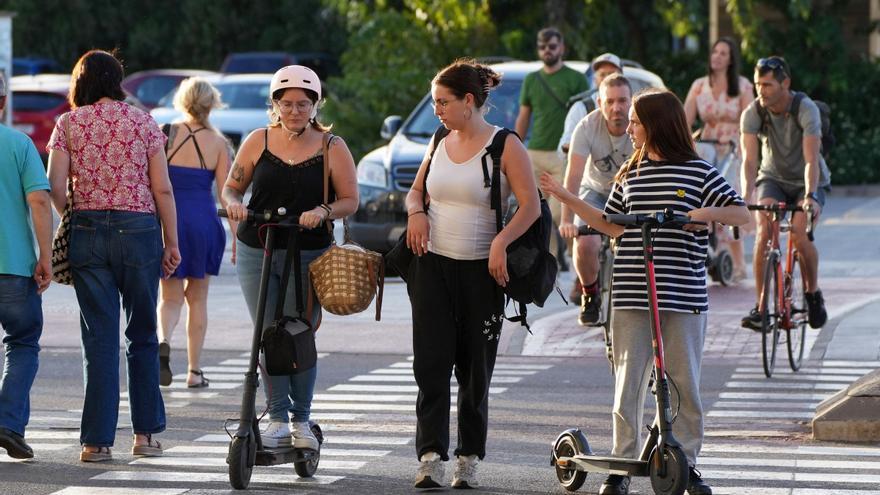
[421, 125, 451, 213]
[789, 91, 805, 133]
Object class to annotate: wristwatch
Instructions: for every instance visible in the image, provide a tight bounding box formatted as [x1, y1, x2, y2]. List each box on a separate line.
[805, 191, 820, 202]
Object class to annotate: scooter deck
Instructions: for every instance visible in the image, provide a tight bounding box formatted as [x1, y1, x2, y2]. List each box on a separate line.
[255, 446, 318, 466]
[560, 454, 649, 477]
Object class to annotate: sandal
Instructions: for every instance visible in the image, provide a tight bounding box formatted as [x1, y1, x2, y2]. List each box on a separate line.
[159, 342, 172, 387]
[80, 446, 112, 462]
[131, 433, 163, 457]
[187, 369, 210, 389]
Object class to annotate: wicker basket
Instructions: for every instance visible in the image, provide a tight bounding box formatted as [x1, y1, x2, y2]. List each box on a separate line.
[310, 234, 384, 319]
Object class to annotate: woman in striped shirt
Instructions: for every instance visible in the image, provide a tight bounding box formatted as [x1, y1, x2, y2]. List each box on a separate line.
[540, 89, 749, 495]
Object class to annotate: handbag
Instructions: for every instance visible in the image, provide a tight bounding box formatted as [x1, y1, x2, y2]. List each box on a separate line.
[263, 228, 316, 375]
[51, 115, 74, 285]
[308, 133, 385, 320]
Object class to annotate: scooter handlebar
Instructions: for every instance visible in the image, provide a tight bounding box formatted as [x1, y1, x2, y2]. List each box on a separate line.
[217, 207, 309, 229]
[604, 209, 704, 228]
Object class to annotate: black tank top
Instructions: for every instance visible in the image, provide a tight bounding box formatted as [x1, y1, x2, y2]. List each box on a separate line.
[236, 130, 336, 250]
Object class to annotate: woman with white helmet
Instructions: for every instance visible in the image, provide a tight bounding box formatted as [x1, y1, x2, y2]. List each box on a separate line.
[222, 65, 358, 450]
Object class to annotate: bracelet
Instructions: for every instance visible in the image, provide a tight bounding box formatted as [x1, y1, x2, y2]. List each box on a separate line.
[408, 210, 426, 218]
[318, 203, 332, 219]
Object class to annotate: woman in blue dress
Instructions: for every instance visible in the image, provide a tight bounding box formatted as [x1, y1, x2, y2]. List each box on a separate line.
[157, 77, 233, 388]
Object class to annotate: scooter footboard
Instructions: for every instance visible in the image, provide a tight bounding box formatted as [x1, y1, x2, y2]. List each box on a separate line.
[562, 455, 649, 477]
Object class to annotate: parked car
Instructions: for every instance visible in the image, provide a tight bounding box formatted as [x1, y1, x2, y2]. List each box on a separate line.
[123, 69, 218, 110]
[349, 61, 666, 253]
[150, 73, 272, 149]
[220, 51, 339, 80]
[12, 57, 64, 76]
[10, 74, 71, 160]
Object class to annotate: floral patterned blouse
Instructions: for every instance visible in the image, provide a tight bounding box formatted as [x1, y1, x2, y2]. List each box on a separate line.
[689, 75, 753, 147]
[47, 101, 166, 213]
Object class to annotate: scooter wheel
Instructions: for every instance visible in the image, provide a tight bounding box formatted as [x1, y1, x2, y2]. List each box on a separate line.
[294, 422, 322, 478]
[649, 445, 688, 495]
[228, 436, 253, 490]
[553, 434, 587, 491]
[715, 250, 734, 286]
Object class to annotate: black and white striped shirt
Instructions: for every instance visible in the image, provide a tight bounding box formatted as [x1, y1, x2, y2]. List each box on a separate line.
[604, 158, 743, 313]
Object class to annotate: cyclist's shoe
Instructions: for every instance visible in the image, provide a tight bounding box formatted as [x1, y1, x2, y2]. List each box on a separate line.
[598, 474, 630, 495]
[414, 451, 444, 489]
[687, 467, 713, 495]
[578, 293, 601, 326]
[805, 290, 828, 329]
[741, 306, 763, 332]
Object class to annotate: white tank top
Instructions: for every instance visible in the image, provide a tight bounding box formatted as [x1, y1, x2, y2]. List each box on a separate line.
[426, 127, 511, 260]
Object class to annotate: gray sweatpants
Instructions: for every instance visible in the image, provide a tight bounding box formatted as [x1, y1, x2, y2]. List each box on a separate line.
[610, 308, 707, 466]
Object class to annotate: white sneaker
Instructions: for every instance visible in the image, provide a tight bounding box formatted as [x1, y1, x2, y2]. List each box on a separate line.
[291, 421, 319, 450]
[260, 421, 291, 448]
[451, 455, 479, 489]
[414, 451, 444, 489]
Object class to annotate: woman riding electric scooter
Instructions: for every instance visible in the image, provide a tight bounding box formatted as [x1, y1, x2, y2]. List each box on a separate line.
[540, 89, 749, 495]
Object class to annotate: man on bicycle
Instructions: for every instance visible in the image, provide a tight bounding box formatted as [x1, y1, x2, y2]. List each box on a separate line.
[558, 74, 633, 325]
[740, 56, 830, 330]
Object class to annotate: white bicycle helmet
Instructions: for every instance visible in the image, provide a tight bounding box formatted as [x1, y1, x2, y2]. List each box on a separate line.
[270, 65, 322, 100]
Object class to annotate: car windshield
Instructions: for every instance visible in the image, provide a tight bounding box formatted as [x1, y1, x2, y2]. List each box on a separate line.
[402, 79, 523, 139]
[158, 81, 269, 110]
[13, 91, 67, 111]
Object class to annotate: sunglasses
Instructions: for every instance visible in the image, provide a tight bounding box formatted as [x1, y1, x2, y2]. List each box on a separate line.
[537, 43, 559, 51]
[756, 57, 787, 73]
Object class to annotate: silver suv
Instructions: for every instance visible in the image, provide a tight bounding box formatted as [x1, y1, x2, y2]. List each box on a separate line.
[349, 60, 665, 253]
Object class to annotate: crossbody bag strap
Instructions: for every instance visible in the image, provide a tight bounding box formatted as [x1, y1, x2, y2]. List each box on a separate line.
[322, 132, 335, 238]
[535, 71, 567, 110]
[64, 115, 74, 201]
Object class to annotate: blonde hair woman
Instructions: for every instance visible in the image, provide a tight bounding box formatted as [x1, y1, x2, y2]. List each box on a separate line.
[157, 77, 233, 388]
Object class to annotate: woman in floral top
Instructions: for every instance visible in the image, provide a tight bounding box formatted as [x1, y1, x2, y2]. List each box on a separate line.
[684, 37, 755, 283]
[47, 50, 180, 463]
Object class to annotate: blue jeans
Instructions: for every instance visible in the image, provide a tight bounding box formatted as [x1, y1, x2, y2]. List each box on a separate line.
[236, 239, 326, 423]
[70, 210, 166, 446]
[0, 275, 43, 436]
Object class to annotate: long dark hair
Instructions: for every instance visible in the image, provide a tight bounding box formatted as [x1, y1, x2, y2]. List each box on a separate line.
[615, 89, 699, 183]
[709, 37, 741, 98]
[69, 50, 126, 109]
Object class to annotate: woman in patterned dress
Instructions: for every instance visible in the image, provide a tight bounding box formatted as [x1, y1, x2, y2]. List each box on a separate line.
[684, 37, 755, 282]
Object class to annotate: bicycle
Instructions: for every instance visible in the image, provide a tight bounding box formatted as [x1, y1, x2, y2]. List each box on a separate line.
[577, 225, 614, 373]
[748, 202, 814, 378]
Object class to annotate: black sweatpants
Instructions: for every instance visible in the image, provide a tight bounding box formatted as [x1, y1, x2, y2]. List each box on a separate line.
[408, 252, 504, 461]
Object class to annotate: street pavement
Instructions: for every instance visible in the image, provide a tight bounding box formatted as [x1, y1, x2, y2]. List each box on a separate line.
[2, 192, 880, 494]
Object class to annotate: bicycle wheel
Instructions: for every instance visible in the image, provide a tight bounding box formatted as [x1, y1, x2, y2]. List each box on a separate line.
[761, 252, 781, 378]
[786, 253, 807, 371]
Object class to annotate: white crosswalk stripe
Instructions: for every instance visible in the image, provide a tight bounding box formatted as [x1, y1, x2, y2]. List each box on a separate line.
[35, 352, 556, 492]
[701, 360, 880, 493]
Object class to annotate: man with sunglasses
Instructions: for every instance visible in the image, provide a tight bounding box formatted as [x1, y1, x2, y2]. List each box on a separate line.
[740, 56, 831, 331]
[515, 27, 589, 262]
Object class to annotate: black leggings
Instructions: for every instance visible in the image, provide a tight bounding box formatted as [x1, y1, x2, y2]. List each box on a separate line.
[408, 252, 504, 461]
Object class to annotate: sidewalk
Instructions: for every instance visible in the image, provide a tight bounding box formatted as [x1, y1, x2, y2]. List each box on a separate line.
[520, 276, 880, 362]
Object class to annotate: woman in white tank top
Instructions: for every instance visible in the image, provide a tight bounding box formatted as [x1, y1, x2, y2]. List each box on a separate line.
[401, 59, 540, 489]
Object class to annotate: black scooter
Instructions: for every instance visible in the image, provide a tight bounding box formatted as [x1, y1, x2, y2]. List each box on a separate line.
[218, 207, 323, 490]
[552, 209, 702, 495]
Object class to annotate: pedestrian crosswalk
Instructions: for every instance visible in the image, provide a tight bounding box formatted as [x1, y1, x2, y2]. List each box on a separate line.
[701, 359, 880, 494]
[25, 352, 555, 494]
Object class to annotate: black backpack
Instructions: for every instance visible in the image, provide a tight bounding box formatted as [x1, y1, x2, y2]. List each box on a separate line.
[424, 126, 559, 330]
[757, 91, 835, 159]
[566, 88, 598, 113]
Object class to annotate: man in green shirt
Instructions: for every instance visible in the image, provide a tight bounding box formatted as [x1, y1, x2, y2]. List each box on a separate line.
[515, 27, 589, 258]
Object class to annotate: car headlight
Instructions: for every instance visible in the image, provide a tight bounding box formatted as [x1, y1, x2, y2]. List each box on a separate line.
[357, 159, 387, 189]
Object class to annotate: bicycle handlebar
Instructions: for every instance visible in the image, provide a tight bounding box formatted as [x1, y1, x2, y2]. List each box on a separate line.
[603, 209, 705, 228]
[747, 203, 815, 242]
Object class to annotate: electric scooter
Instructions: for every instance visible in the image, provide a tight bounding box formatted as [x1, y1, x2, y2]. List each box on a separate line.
[552, 209, 703, 495]
[218, 207, 324, 490]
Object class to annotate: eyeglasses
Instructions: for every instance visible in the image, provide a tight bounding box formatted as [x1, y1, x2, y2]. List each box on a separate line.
[430, 98, 460, 110]
[537, 43, 559, 51]
[274, 99, 313, 114]
[756, 57, 787, 74]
